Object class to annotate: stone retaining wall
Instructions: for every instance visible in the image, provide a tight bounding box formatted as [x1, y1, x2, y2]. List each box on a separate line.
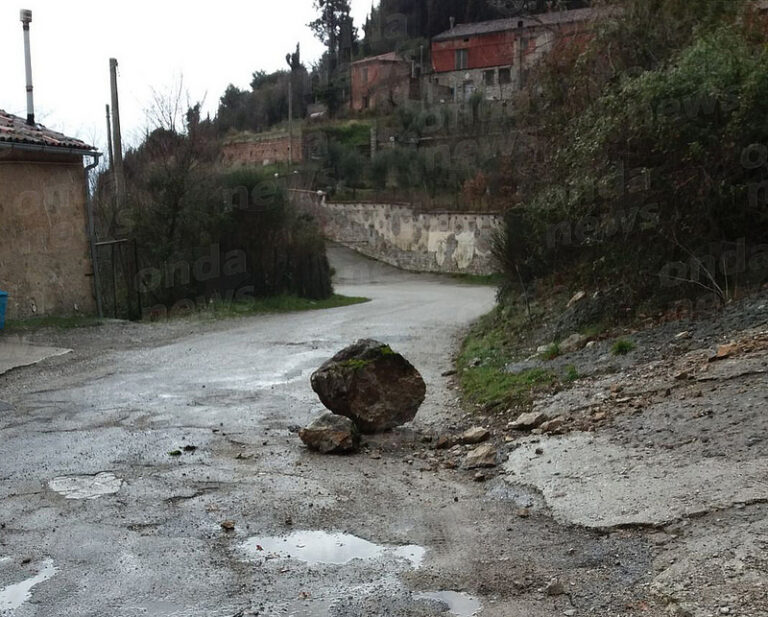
[290, 190, 501, 275]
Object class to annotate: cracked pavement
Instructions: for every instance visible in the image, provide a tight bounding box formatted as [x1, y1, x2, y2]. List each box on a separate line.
[0, 246, 766, 616]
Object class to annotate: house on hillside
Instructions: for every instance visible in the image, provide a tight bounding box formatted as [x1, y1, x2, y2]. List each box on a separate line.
[429, 7, 600, 103]
[0, 109, 100, 320]
[350, 52, 416, 112]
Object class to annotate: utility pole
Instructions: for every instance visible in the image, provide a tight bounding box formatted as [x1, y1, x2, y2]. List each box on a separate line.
[109, 58, 124, 199]
[517, 20, 525, 91]
[105, 105, 114, 169]
[288, 76, 293, 166]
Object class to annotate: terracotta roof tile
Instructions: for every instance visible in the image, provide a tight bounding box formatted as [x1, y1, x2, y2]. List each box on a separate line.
[0, 109, 95, 152]
[432, 7, 609, 42]
[351, 51, 406, 65]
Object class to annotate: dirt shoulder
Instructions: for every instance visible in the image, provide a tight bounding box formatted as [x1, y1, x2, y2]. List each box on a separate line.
[446, 289, 768, 616]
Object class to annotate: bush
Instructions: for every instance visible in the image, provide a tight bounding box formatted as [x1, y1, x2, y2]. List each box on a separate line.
[495, 0, 768, 316]
[119, 137, 333, 311]
[611, 339, 636, 356]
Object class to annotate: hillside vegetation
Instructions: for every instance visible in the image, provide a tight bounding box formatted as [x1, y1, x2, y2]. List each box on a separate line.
[463, 0, 768, 412]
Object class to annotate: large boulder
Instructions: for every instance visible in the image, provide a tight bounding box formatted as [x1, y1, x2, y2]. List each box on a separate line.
[310, 339, 426, 434]
[299, 413, 360, 454]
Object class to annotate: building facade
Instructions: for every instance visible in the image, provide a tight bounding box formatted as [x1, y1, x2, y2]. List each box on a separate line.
[429, 8, 599, 103]
[350, 52, 415, 112]
[0, 110, 99, 320]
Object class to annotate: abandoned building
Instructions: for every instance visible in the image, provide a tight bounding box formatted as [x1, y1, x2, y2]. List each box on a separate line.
[0, 109, 99, 320]
[349, 52, 416, 112]
[429, 7, 599, 103]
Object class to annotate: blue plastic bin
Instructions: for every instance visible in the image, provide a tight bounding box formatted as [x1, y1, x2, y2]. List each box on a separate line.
[0, 291, 7, 331]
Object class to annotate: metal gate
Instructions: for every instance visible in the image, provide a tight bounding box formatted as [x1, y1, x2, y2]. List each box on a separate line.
[95, 239, 141, 320]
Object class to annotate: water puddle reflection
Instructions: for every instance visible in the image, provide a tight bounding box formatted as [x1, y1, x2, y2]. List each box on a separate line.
[416, 591, 482, 617]
[0, 559, 57, 611]
[241, 531, 425, 567]
[48, 472, 123, 499]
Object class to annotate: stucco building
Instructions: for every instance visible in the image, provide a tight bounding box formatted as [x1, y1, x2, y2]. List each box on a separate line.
[429, 7, 599, 103]
[350, 52, 415, 112]
[0, 109, 99, 320]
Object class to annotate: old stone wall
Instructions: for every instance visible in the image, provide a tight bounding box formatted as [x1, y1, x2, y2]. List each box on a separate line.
[290, 190, 501, 275]
[221, 133, 303, 167]
[0, 157, 96, 319]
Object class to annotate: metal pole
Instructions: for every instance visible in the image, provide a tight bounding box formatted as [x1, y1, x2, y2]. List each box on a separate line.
[20, 10, 35, 125]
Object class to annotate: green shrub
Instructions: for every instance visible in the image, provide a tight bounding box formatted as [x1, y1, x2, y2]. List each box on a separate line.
[541, 343, 561, 361]
[611, 339, 636, 355]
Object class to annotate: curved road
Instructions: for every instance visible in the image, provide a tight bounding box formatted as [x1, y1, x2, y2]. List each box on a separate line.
[0, 246, 508, 617]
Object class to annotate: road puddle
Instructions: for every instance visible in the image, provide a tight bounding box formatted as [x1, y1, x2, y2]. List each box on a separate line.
[48, 472, 123, 499]
[0, 559, 57, 611]
[241, 530, 425, 567]
[416, 591, 482, 616]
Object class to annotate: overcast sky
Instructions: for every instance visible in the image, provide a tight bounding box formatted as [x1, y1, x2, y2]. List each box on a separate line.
[0, 1, 370, 151]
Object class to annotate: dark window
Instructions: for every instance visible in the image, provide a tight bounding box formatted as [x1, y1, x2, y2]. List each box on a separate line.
[455, 49, 468, 70]
[484, 70, 495, 86]
[499, 68, 511, 85]
[362, 68, 369, 85]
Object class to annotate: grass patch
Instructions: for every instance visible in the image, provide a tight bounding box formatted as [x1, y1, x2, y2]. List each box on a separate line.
[450, 272, 505, 286]
[563, 365, 580, 382]
[611, 338, 636, 356]
[581, 322, 608, 339]
[340, 358, 372, 370]
[205, 294, 369, 319]
[4, 315, 104, 332]
[541, 342, 561, 361]
[457, 311, 557, 411]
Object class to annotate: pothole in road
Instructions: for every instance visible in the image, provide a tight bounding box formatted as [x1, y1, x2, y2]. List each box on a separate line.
[241, 531, 425, 567]
[48, 472, 123, 499]
[485, 479, 547, 511]
[416, 591, 482, 617]
[0, 559, 58, 612]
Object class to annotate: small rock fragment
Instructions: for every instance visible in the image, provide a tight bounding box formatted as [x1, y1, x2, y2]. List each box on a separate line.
[434, 434, 455, 450]
[459, 427, 491, 445]
[544, 579, 565, 596]
[540, 417, 566, 433]
[567, 291, 586, 308]
[509, 411, 548, 430]
[559, 333, 588, 353]
[709, 342, 738, 362]
[298, 413, 360, 454]
[220, 520, 236, 531]
[464, 444, 498, 469]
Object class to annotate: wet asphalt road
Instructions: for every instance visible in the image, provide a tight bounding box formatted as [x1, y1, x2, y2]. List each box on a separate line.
[0, 246, 504, 617]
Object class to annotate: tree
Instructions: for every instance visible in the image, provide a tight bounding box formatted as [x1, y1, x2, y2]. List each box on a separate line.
[309, 0, 356, 67]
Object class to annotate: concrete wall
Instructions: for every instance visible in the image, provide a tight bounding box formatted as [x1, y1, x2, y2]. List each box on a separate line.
[0, 154, 96, 319]
[290, 190, 501, 275]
